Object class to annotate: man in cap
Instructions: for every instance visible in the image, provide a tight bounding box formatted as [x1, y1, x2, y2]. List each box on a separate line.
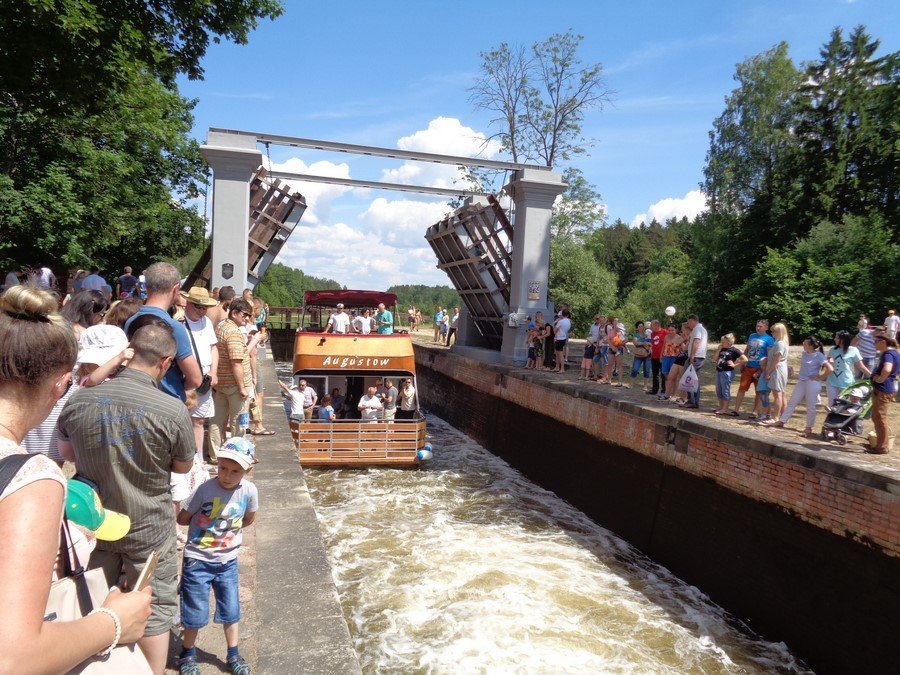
[58, 323, 195, 673]
[327, 303, 351, 334]
[210, 298, 255, 458]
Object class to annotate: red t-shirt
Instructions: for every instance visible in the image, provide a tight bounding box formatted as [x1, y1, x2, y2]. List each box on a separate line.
[650, 329, 668, 359]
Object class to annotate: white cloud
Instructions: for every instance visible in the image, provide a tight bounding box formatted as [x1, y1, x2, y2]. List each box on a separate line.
[631, 189, 708, 227]
[359, 197, 452, 247]
[381, 116, 502, 190]
[276, 221, 447, 289]
[266, 117, 505, 289]
[268, 157, 352, 225]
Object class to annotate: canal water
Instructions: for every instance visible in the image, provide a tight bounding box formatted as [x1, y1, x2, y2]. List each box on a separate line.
[301, 413, 809, 673]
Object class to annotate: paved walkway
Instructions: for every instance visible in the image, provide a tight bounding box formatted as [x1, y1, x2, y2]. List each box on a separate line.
[166, 354, 360, 674]
[412, 329, 899, 473]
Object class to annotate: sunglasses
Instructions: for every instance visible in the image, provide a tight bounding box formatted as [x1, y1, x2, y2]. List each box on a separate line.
[241, 312, 252, 319]
[190, 302, 209, 310]
[61, 373, 74, 398]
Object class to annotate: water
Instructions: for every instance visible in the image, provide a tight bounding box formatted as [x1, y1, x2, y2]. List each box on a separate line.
[302, 415, 810, 674]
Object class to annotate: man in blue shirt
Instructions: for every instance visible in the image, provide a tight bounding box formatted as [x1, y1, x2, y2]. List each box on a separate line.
[124, 262, 201, 401]
[869, 335, 898, 455]
[80, 266, 108, 297]
[732, 319, 775, 418]
[375, 302, 393, 334]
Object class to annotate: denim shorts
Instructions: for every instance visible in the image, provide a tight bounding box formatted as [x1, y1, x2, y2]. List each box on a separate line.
[180, 557, 240, 628]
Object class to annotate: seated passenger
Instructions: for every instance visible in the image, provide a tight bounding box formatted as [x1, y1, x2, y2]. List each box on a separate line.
[357, 386, 383, 421]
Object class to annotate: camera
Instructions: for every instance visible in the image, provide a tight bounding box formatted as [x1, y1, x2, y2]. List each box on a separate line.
[196, 373, 213, 395]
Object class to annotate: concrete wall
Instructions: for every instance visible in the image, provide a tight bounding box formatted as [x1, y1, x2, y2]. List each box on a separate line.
[414, 346, 899, 673]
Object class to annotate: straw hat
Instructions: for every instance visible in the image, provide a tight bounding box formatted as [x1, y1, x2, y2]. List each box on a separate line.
[180, 286, 217, 307]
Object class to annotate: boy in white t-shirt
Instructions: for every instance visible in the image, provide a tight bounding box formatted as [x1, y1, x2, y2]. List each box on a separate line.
[176, 438, 259, 675]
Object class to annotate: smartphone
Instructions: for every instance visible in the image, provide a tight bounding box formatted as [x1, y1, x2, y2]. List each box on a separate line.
[134, 550, 158, 591]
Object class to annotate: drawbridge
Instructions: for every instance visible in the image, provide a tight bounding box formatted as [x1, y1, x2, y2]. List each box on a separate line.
[200, 128, 564, 363]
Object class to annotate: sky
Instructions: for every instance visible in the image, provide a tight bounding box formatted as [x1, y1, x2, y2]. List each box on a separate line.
[178, 0, 898, 289]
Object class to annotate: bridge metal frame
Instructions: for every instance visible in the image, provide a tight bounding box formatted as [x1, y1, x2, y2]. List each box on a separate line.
[201, 128, 565, 363]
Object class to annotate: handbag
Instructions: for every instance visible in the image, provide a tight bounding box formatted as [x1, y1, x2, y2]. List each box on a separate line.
[183, 318, 212, 394]
[678, 364, 700, 393]
[0, 455, 151, 673]
[45, 521, 153, 674]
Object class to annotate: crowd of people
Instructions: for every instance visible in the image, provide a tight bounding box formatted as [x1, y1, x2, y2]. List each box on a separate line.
[323, 302, 395, 335]
[524, 308, 897, 455]
[0, 262, 273, 674]
[280, 377, 419, 422]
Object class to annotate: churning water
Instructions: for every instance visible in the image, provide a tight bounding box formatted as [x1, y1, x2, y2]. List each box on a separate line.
[303, 414, 809, 674]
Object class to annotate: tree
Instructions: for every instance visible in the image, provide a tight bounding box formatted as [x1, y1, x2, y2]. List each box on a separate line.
[255, 263, 341, 307]
[0, 1, 283, 276]
[549, 167, 606, 241]
[470, 30, 611, 169]
[548, 237, 617, 333]
[703, 43, 801, 219]
[795, 26, 899, 226]
[729, 214, 899, 336]
[615, 271, 691, 329]
[388, 285, 461, 315]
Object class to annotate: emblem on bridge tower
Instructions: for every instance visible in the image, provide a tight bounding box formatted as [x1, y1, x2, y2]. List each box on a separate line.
[222, 263, 234, 280]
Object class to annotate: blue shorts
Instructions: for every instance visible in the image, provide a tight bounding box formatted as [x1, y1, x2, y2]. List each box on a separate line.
[180, 557, 240, 628]
[661, 356, 676, 375]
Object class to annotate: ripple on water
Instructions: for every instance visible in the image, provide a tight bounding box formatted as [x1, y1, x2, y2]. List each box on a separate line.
[303, 413, 810, 674]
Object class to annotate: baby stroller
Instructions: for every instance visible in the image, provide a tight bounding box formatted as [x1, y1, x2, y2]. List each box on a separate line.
[821, 380, 873, 445]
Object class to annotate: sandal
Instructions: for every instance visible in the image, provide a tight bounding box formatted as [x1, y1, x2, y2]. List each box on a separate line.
[748, 412, 759, 419]
[178, 656, 201, 675]
[228, 656, 251, 675]
[725, 410, 739, 417]
[249, 429, 276, 436]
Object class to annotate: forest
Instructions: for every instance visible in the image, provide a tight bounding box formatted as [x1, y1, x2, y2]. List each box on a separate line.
[2, 12, 895, 342]
[545, 26, 898, 337]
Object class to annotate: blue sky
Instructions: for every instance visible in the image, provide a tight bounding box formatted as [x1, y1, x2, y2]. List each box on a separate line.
[179, 0, 898, 289]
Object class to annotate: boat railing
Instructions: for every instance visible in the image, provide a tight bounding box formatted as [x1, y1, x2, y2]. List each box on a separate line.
[290, 415, 426, 465]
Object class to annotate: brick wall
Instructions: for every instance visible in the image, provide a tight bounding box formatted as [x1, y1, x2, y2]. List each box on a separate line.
[418, 347, 899, 557]
[415, 346, 900, 672]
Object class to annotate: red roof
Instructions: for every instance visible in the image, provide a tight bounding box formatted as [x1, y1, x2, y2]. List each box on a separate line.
[304, 289, 398, 308]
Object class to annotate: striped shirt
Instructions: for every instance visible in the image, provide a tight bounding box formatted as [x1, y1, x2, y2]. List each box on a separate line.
[57, 368, 195, 556]
[215, 318, 251, 388]
[23, 381, 79, 462]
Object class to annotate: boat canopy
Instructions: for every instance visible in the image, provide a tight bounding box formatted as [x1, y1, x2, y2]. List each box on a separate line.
[304, 289, 398, 308]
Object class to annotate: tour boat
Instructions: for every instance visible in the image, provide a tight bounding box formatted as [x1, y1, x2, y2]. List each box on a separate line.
[288, 290, 431, 467]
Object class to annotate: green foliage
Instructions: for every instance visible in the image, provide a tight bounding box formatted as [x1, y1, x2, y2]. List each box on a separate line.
[550, 167, 606, 242]
[549, 237, 617, 334]
[254, 263, 341, 307]
[731, 214, 900, 337]
[0, 0, 283, 276]
[795, 26, 899, 226]
[387, 285, 461, 320]
[615, 272, 691, 329]
[690, 25, 898, 336]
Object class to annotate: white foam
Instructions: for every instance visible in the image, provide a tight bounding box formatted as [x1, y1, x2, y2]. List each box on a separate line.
[302, 411, 809, 673]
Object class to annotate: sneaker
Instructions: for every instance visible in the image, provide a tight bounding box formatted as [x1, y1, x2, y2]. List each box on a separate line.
[228, 656, 252, 675]
[178, 656, 201, 675]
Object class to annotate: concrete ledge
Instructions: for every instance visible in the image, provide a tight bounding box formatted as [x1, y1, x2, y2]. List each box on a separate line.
[252, 357, 361, 675]
[421, 345, 900, 494]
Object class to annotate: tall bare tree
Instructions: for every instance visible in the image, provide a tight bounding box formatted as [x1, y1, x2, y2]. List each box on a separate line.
[469, 31, 612, 168]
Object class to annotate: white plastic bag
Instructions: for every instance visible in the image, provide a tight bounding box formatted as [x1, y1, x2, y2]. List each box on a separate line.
[678, 364, 700, 393]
